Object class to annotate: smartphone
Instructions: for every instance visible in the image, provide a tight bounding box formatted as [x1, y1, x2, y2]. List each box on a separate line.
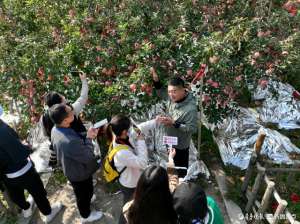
[70, 70, 83, 77]
[93, 118, 108, 129]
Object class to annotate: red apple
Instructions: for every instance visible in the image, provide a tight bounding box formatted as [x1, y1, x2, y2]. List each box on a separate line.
[130, 83, 137, 92]
[292, 90, 300, 99]
[105, 80, 112, 86]
[63, 75, 71, 86]
[102, 68, 108, 75]
[96, 56, 102, 62]
[145, 85, 153, 96]
[187, 69, 193, 76]
[253, 52, 261, 59]
[141, 83, 147, 92]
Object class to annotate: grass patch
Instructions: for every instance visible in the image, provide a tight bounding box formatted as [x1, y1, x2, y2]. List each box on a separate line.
[0, 215, 17, 224]
[50, 169, 68, 186]
[198, 126, 222, 162]
[267, 170, 300, 220]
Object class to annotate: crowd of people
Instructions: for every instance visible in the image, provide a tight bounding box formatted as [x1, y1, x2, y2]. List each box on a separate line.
[0, 69, 224, 224]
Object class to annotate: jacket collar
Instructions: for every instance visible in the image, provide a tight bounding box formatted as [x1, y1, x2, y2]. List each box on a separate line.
[173, 92, 192, 108]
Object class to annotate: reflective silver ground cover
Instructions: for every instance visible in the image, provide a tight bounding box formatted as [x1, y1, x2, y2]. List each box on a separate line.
[203, 80, 300, 169]
[26, 104, 210, 180]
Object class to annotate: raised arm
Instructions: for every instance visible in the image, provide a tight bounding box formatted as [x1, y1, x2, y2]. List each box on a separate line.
[137, 119, 157, 136]
[167, 148, 179, 192]
[150, 67, 168, 100]
[72, 73, 89, 116]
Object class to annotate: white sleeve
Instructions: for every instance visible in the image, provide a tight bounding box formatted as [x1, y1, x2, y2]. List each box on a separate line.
[72, 78, 89, 116]
[114, 140, 148, 169]
[138, 119, 157, 136]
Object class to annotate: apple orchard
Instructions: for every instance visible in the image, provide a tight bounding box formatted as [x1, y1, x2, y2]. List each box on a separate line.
[0, 0, 299, 132]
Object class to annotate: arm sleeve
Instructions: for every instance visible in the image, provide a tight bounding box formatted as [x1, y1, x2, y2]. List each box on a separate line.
[153, 80, 168, 100]
[176, 110, 198, 134]
[114, 140, 148, 169]
[72, 78, 89, 116]
[137, 119, 157, 136]
[65, 138, 96, 165]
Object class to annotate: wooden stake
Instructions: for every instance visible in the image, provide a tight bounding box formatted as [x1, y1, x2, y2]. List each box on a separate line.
[242, 153, 257, 193]
[254, 181, 275, 224]
[255, 133, 266, 155]
[271, 200, 288, 224]
[245, 165, 265, 213]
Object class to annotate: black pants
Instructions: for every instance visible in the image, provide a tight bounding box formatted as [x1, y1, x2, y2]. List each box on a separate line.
[3, 167, 51, 215]
[119, 185, 135, 224]
[173, 148, 189, 178]
[70, 176, 94, 218]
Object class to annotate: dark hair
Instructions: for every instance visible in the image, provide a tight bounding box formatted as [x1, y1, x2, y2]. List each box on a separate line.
[48, 103, 69, 125]
[168, 77, 185, 88]
[128, 166, 178, 224]
[44, 91, 63, 107]
[173, 183, 208, 224]
[42, 111, 54, 137]
[42, 104, 85, 138]
[106, 114, 131, 142]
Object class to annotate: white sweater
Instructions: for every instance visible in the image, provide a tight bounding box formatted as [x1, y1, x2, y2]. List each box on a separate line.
[72, 78, 88, 117]
[113, 119, 156, 188]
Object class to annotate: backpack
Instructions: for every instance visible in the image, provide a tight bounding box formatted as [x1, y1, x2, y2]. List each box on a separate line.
[102, 143, 129, 183]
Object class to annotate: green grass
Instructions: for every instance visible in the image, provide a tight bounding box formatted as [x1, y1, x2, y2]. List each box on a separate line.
[267, 170, 300, 220]
[197, 125, 221, 162]
[52, 170, 68, 185]
[197, 126, 248, 207]
[0, 215, 17, 224]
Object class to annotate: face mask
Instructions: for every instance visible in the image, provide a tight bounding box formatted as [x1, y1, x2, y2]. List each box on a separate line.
[128, 126, 138, 139]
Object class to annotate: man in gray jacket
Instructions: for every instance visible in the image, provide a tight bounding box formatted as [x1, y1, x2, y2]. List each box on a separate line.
[150, 67, 198, 177]
[49, 103, 102, 223]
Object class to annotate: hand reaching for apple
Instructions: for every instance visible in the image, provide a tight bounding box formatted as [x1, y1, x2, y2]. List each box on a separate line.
[150, 67, 159, 82]
[79, 72, 86, 81]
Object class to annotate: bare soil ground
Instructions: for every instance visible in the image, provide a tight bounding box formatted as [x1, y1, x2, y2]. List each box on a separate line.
[28, 167, 230, 224]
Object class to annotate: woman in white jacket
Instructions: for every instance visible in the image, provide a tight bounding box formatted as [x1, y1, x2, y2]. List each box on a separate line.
[106, 114, 156, 224]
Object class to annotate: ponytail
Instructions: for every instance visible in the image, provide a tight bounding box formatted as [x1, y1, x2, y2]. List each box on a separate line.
[105, 114, 131, 144]
[42, 110, 54, 138]
[104, 123, 113, 144]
